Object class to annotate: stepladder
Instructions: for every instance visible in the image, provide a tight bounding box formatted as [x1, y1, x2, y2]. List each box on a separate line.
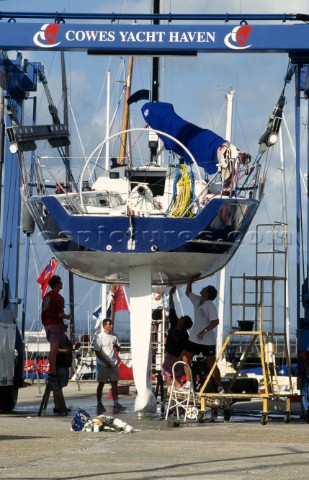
[38, 375, 68, 416]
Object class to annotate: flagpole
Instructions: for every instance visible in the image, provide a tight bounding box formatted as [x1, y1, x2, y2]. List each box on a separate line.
[217, 88, 234, 361]
[101, 284, 107, 320]
[100, 62, 112, 320]
[61, 51, 75, 342]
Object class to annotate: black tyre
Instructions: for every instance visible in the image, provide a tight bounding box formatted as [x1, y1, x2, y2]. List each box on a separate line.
[197, 412, 206, 423]
[284, 411, 291, 424]
[260, 413, 268, 425]
[224, 409, 231, 422]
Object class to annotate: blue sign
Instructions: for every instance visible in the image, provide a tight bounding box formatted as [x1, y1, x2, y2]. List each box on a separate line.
[0, 23, 309, 53]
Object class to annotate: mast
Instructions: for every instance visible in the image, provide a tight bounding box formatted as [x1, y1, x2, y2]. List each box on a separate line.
[119, 55, 133, 165]
[61, 52, 75, 342]
[150, 0, 160, 163]
[105, 68, 111, 172]
[100, 68, 112, 320]
[216, 88, 234, 358]
[152, 0, 160, 103]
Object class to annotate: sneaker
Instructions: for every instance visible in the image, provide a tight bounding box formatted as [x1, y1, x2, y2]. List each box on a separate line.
[113, 403, 126, 413]
[177, 383, 191, 392]
[218, 386, 225, 394]
[96, 402, 106, 414]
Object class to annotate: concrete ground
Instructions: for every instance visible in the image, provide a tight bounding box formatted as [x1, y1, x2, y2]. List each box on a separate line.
[0, 380, 308, 480]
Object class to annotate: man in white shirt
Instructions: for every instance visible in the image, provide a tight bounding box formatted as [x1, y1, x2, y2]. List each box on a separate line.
[180, 279, 224, 393]
[93, 319, 126, 414]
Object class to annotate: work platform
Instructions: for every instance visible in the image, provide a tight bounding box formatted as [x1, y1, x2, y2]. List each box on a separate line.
[161, 223, 295, 424]
[196, 223, 294, 424]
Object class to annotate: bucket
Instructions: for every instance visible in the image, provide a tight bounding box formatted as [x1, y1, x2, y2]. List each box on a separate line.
[238, 320, 254, 331]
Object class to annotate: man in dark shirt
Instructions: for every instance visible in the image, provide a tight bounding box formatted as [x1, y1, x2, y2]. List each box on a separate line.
[53, 328, 81, 414]
[41, 275, 71, 378]
[161, 286, 192, 388]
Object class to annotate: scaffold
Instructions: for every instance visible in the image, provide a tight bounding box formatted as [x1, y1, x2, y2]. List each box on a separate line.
[197, 222, 294, 424]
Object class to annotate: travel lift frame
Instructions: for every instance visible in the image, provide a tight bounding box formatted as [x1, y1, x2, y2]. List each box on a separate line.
[197, 222, 291, 425]
[0, 10, 309, 415]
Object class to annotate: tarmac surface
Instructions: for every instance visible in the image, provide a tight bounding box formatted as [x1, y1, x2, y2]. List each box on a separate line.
[0, 380, 309, 480]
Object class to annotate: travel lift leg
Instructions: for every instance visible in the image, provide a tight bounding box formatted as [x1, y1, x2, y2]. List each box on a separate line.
[129, 264, 156, 413]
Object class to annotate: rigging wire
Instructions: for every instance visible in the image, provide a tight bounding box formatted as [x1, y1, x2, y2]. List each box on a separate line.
[237, 61, 292, 198]
[221, 60, 295, 327]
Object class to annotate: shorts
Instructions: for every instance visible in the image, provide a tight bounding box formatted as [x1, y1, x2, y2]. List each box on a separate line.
[185, 340, 216, 357]
[96, 364, 119, 383]
[161, 353, 184, 378]
[45, 324, 65, 343]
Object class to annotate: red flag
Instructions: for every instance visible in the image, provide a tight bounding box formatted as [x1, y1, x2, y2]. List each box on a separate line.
[36, 258, 58, 298]
[113, 285, 129, 312]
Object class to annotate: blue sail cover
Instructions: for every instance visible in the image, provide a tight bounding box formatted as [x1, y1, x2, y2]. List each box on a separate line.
[141, 102, 227, 175]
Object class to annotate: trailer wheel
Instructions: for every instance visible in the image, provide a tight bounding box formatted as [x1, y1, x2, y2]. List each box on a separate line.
[197, 411, 206, 423]
[260, 413, 268, 425]
[284, 411, 291, 423]
[224, 409, 231, 422]
[0, 385, 18, 411]
[186, 406, 198, 420]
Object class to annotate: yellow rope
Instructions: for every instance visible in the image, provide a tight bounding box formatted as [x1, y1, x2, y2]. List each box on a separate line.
[168, 164, 194, 218]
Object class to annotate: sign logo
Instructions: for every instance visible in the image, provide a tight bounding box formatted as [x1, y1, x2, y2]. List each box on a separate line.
[33, 24, 61, 48]
[224, 25, 252, 50]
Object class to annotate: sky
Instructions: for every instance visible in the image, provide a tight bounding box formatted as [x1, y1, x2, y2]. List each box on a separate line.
[2, 0, 309, 339]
